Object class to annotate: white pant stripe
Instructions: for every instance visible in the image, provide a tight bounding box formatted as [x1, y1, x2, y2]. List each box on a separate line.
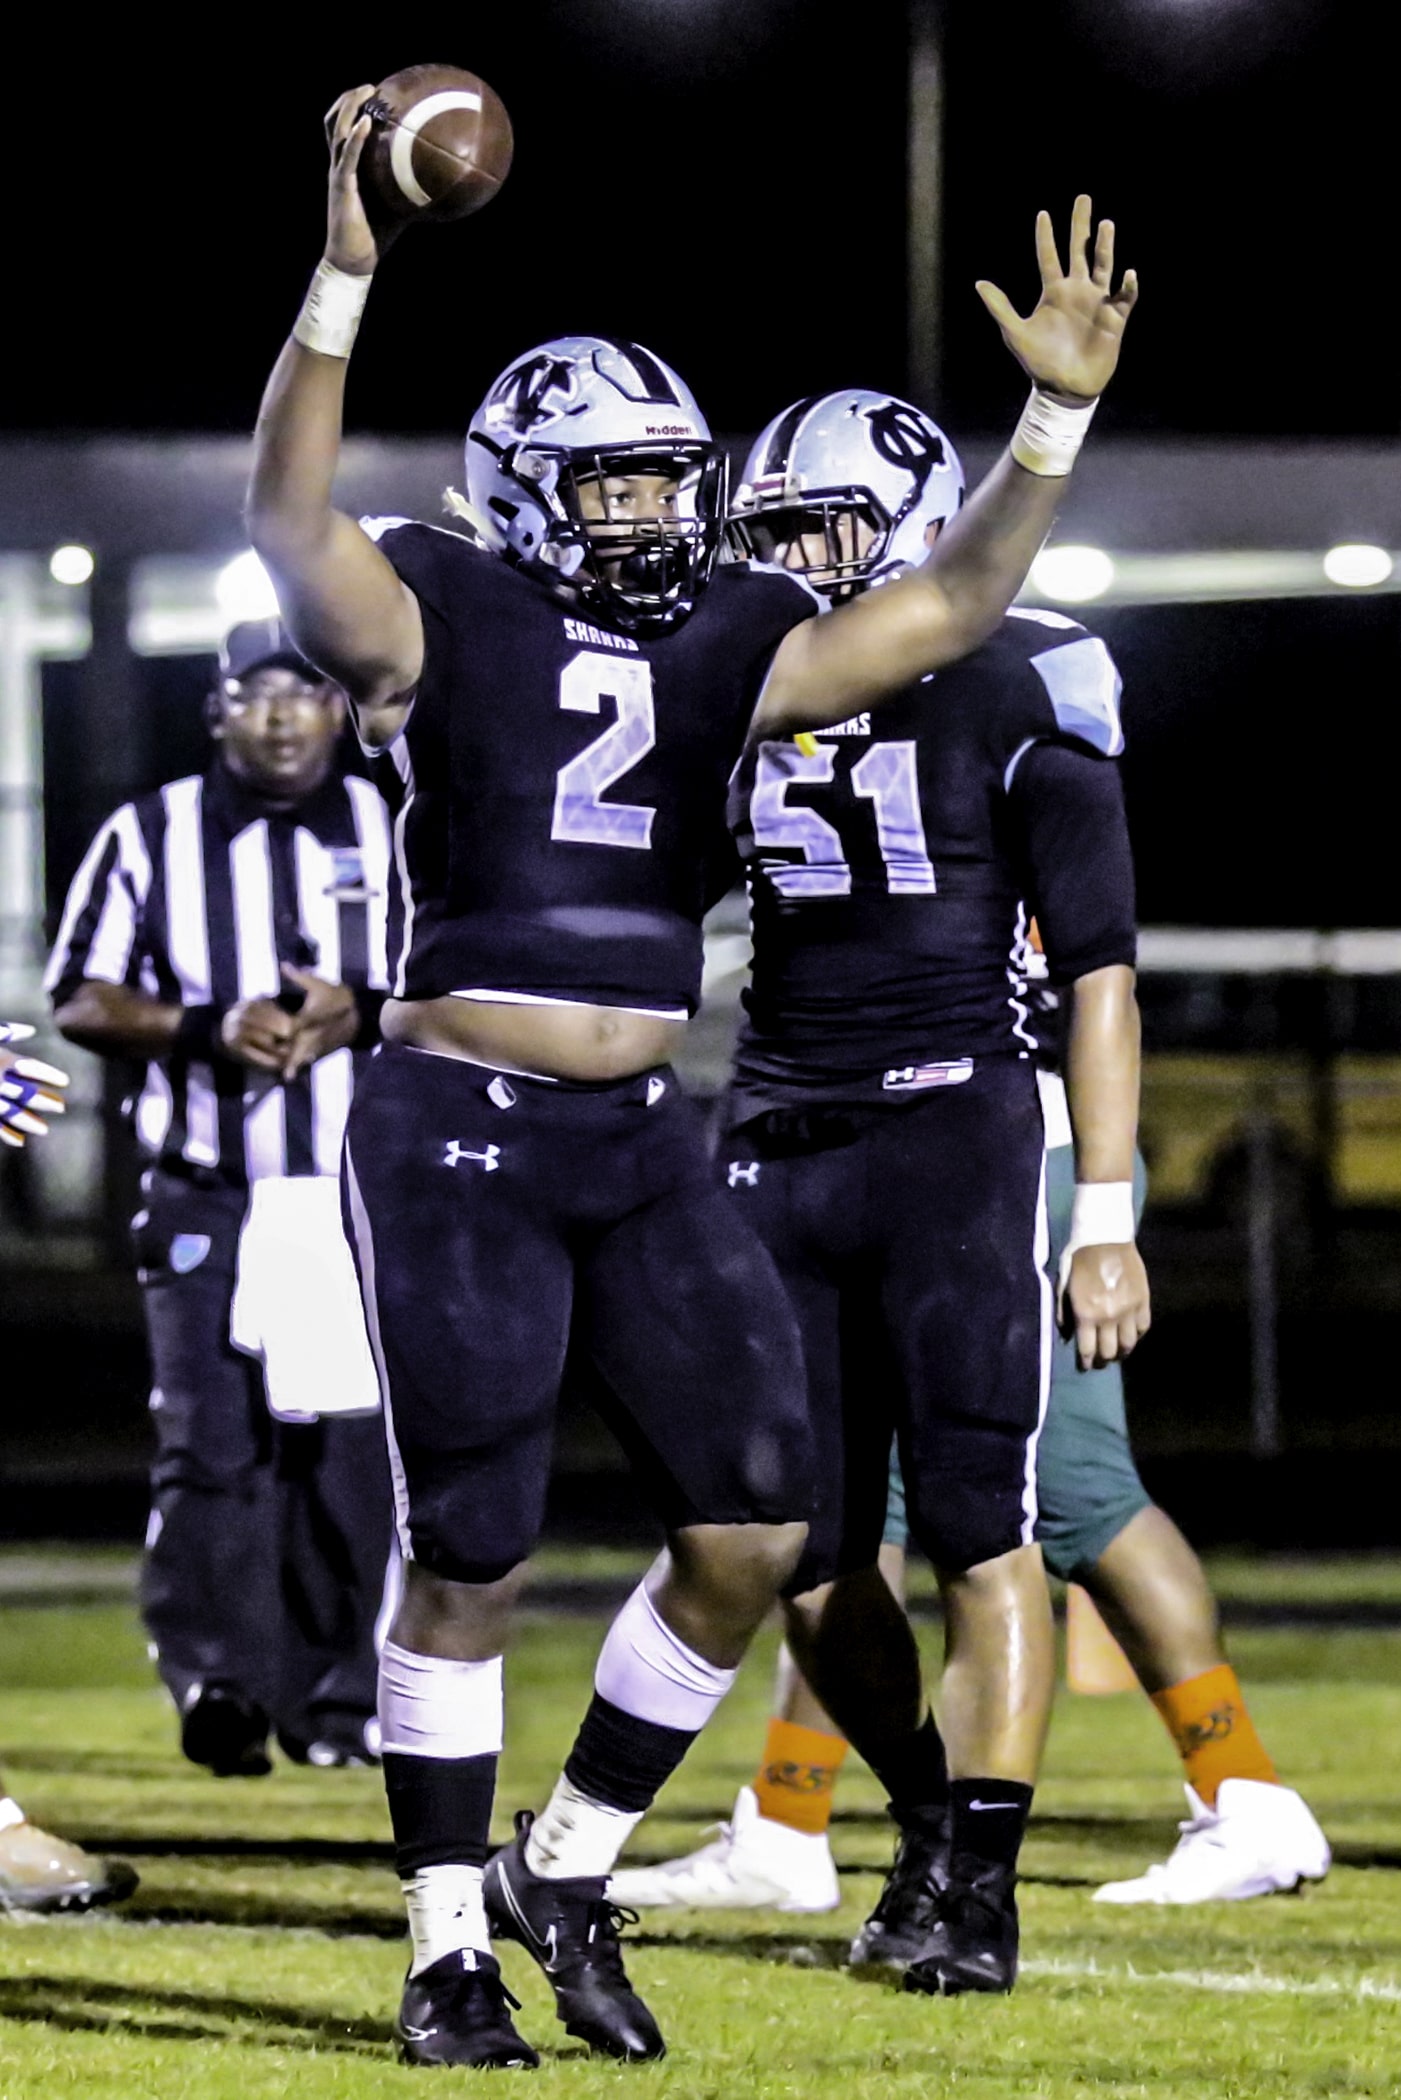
[343, 1143, 414, 1563]
[1020, 1137, 1054, 1544]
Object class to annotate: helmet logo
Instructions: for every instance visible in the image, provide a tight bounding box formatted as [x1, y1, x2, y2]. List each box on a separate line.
[863, 401, 947, 538]
[486, 354, 582, 434]
[864, 401, 946, 484]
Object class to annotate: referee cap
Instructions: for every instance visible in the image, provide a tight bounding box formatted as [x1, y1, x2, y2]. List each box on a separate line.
[219, 618, 321, 686]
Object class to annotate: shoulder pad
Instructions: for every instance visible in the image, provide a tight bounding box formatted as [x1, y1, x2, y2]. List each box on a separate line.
[360, 518, 492, 616]
[1027, 631, 1123, 757]
[1005, 605, 1087, 638]
[359, 518, 485, 558]
[358, 515, 416, 543]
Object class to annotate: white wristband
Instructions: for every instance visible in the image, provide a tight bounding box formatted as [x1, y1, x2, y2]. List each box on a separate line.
[1010, 386, 1098, 478]
[1066, 1181, 1136, 1255]
[293, 260, 372, 359]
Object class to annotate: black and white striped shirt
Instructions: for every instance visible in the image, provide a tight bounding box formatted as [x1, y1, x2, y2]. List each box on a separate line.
[46, 765, 396, 1185]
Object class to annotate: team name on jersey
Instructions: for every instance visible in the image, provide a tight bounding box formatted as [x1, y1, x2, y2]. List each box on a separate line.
[815, 712, 871, 738]
[562, 617, 640, 653]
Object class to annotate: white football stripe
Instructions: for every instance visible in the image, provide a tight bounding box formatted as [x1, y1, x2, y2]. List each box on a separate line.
[390, 90, 483, 207]
[1023, 1956, 1401, 2004]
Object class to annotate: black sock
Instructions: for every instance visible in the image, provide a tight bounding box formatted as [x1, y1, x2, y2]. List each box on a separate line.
[866, 1711, 951, 1820]
[949, 1777, 1033, 1871]
[564, 1694, 698, 1814]
[383, 1751, 498, 1875]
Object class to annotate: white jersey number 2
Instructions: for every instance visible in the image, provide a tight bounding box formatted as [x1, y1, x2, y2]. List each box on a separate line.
[551, 651, 656, 850]
[752, 739, 937, 899]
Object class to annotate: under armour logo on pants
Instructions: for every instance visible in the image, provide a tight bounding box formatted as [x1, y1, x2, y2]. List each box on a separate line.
[443, 1141, 501, 1172]
[727, 1160, 760, 1188]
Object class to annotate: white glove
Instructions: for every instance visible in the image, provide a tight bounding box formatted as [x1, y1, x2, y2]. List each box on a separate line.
[0, 1025, 69, 1149]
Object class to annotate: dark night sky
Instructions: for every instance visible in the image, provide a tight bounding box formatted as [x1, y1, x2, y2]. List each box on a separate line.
[12, 0, 1391, 443]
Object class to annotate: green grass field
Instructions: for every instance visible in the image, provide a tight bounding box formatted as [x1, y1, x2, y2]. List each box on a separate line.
[3, 1556, 1401, 2097]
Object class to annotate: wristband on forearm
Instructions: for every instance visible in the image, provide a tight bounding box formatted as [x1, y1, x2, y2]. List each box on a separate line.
[352, 986, 388, 1050]
[1010, 387, 1098, 478]
[173, 1003, 227, 1061]
[1066, 1180, 1136, 1251]
[293, 260, 373, 359]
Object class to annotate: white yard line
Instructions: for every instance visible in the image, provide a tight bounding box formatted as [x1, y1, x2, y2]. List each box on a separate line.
[1025, 1956, 1401, 2003]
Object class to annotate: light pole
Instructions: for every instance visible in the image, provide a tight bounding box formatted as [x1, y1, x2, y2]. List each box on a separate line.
[907, 0, 945, 412]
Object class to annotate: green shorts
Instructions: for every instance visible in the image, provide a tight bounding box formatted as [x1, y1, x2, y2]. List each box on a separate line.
[882, 1143, 1150, 1581]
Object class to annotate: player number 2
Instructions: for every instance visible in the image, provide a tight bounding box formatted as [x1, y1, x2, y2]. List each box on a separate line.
[551, 651, 656, 850]
[753, 739, 936, 897]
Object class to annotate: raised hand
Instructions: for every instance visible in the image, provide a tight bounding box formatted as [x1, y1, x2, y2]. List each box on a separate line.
[0, 1026, 69, 1150]
[322, 86, 385, 277]
[977, 195, 1139, 403]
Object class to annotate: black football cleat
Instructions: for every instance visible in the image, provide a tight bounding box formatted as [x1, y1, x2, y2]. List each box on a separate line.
[484, 1812, 666, 2061]
[180, 1684, 272, 1778]
[396, 1946, 539, 2069]
[902, 1855, 1019, 1997]
[848, 1803, 951, 1980]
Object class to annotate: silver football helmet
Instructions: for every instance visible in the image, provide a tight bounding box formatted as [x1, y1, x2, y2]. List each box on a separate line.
[464, 336, 727, 632]
[728, 390, 964, 600]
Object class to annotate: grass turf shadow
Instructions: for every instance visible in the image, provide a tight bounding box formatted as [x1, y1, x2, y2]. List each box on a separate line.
[0, 1974, 391, 2056]
[88, 1835, 395, 1864]
[630, 1928, 853, 1972]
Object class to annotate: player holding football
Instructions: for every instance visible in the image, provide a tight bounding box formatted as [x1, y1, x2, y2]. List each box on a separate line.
[246, 83, 1137, 2069]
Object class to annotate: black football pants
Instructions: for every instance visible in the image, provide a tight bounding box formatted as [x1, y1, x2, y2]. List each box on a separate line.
[722, 1057, 1051, 1593]
[136, 1169, 394, 1736]
[343, 1044, 813, 1585]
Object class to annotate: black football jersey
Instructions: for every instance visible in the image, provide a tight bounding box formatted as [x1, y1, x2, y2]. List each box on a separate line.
[729, 607, 1135, 1112]
[367, 524, 816, 1011]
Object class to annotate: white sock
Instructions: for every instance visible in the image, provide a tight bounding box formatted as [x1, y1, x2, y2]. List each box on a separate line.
[403, 1863, 490, 1975]
[525, 1776, 644, 1881]
[0, 1797, 25, 1832]
[378, 1640, 503, 1758]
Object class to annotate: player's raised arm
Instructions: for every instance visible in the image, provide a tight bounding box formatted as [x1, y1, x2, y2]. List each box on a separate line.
[246, 88, 424, 744]
[752, 196, 1138, 737]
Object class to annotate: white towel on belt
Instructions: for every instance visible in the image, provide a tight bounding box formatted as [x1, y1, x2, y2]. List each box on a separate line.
[230, 1175, 381, 1421]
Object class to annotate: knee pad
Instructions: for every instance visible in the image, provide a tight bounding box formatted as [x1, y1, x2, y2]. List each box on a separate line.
[379, 1642, 504, 1759]
[904, 1422, 1032, 1575]
[595, 1583, 736, 1731]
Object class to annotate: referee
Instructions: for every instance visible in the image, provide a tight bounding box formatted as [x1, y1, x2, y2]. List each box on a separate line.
[48, 619, 396, 1776]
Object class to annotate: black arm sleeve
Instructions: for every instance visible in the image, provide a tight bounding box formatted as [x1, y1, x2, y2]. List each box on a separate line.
[1007, 741, 1137, 983]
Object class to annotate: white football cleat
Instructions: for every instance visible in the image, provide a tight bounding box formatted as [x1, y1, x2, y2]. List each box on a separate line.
[1093, 1779, 1331, 1905]
[608, 1786, 841, 1913]
[0, 1819, 138, 1914]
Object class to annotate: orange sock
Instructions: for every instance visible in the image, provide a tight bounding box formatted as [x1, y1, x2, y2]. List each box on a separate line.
[1150, 1664, 1278, 1807]
[752, 1717, 850, 1837]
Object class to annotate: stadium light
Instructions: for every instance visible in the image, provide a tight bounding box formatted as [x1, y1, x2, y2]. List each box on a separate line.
[215, 549, 280, 625]
[1322, 544, 1394, 589]
[49, 544, 94, 587]
[1029, 545, 1116, 604]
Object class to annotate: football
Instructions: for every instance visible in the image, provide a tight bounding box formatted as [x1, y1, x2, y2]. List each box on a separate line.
[357, 63, 514, 225]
